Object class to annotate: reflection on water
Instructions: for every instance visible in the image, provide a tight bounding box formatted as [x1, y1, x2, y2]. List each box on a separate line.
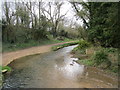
[3, 45, 118, 88]
[54, 47, 84, 81]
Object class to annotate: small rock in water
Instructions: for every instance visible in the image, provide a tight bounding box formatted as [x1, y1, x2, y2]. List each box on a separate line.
[72, 61, 74, 64]
[73, 60, 76, 62]
[70, 64, 73, 66]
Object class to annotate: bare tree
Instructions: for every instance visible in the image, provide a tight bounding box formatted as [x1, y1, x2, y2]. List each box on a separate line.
[26, 2, 37, 28]
[4, 2, 11, 25]
[41, 1, 68, 38]
[71, 2, 90, 29]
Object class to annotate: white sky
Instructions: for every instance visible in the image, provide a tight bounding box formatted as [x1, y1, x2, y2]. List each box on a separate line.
[33, 0, 83, 26]
[46, 0, 83, 26]
[1, 0, 118, 27]
[62, 1, 83, 26]
[1, 0, 85, 28]
[0, 1, 1, 20]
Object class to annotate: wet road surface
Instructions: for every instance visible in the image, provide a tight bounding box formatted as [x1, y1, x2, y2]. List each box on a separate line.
[3, 45, 118, 88]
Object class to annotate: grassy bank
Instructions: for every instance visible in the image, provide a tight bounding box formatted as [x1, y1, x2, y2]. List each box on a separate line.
[2, 38, 74, 53]
[72, 40, 119, 75]
[52, 41, 79, 51]
[0, 66, 12, 88]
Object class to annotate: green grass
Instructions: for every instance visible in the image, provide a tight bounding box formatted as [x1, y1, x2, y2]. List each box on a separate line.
[52, 41, 79, 51]
[0, 66, 12, 72]
[72, 46, 86, 54]
[73, 43, 119, 75]
[0, 66, 12, 73]
[76, 59, 94, 66]
[0, 66, 12, 88]
[2, 38, 74, 53]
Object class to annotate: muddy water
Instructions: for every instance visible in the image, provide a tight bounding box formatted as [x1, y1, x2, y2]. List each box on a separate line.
[3, 45, 118, 88]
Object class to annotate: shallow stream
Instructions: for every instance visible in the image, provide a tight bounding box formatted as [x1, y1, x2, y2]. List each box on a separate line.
[3, 45, 118, 88]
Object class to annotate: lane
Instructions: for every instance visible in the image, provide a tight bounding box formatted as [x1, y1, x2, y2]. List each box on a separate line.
[2, 41, 76, 66]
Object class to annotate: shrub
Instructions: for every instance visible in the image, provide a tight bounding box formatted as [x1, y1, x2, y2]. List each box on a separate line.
[103, 47, 117, 53]
[92, 49, 110, 66]
[110, 65, 118, 73]
[78, 40, 90, 50]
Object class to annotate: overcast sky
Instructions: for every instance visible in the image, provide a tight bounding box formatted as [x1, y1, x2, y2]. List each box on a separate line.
[1, 0, 84, 27]
[61, 1, 83, 26]
[0, 1, 1, 20]
[30, 0, 83, 26]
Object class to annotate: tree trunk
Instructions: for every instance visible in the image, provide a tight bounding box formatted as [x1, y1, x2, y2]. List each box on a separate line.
[39, 2, 41, 26]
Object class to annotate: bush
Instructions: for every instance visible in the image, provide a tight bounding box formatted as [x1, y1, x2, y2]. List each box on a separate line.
[92, 49, 110, 66]
[78, 39, 90, 49]
[110, 65, 118, 73]
[103, 47, 117, 53]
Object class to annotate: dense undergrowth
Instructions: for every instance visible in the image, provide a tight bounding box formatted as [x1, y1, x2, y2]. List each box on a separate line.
[72, 40, 119, 75]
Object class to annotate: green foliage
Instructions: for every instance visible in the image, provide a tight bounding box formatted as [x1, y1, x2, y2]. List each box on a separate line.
[87, 2, 119, 48]
[72, 39, 118, 74]
[72, 46, 79, 52]
[103, 48, 118, 53]
[77, 27, 88, 40]
[109, 65, 118, 73]
[72, 40, 90, 54]
[78, 40, 90, 49]
[77, 59, 94, 66]
[0, 66, 12, 72]
[52, 41, 79, 51]
[2, 3, 50, 44]
[92, 49, 110, 66]
[0, 66, 11, 87]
